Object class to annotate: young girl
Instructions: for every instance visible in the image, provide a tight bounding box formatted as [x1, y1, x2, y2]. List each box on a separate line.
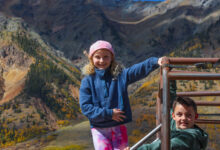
[79, 40, 163, 150]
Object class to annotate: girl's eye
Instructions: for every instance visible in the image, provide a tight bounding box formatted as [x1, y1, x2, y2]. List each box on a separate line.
[94, 56, 100, 59]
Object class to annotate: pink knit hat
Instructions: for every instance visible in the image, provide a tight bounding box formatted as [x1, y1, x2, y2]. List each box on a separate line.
[89, 40, 115, 57]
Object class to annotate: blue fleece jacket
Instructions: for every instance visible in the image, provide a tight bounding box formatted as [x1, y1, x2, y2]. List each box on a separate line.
[79, 57, 159, 128]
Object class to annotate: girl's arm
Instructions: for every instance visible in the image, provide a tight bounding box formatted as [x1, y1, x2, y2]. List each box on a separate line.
[124, 57, 159, 85]
[79, 78, 113, 123]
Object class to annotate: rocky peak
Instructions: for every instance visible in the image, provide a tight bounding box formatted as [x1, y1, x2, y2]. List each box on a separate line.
[190, 0, 220, 8]
[0, 45, 32, 70]
[0, 43, 33, 103]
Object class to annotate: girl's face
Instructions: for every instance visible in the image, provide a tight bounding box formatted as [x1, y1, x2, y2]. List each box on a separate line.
[92, 49, 113, 70]
[172, 104, 197, 129]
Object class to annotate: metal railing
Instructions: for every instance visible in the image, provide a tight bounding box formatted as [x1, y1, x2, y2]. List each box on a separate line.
[131, 57, 220, 150]
[130, 124, 162, 150]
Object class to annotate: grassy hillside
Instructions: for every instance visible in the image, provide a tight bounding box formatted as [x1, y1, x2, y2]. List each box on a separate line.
[0, 27, 82, 148]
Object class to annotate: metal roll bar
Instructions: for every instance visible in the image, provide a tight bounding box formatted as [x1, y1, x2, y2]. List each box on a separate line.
[159, 57, 220, 150]
[131, 57, 220, 150]
[130, 124, 162, 150]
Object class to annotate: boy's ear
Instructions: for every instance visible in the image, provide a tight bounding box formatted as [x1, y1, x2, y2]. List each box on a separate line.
[195, 113, 199, 119]
[172, 112, 175, 119]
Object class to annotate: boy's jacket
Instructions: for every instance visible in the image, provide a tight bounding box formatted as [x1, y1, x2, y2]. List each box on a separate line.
[137, 124, 208, 150]
[138, 80, 208, 150]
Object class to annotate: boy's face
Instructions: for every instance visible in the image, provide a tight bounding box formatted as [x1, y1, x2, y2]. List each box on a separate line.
[172, 104, 198, 129]
[92, 49, 112, 70]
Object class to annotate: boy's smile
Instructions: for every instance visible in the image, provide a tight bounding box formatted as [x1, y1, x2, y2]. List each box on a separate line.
[172, 104, 197, 129]
[92, 49, 113, 70]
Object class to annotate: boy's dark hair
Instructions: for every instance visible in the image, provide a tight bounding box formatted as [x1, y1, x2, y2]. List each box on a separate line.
[173, 96, 197, 113]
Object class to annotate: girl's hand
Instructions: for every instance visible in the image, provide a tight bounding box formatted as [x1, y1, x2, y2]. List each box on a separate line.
[158, 56, 166, 66]
[124, 147, 130, 150]
[112, 109, 126, 122]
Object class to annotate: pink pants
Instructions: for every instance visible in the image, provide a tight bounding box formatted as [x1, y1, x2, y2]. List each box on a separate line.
[91, 125, 128, 150]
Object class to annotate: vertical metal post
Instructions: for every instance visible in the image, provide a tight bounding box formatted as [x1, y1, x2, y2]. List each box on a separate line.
[156, 67, 162, 138]
[161, 61, 170, 150]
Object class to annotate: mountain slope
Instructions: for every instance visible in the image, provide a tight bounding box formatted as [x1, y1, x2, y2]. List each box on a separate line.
[1, 0, 220, 66]
[0, 14, 82, 148]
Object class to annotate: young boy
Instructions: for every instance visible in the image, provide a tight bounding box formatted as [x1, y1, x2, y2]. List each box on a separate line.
[126, 96, 208, 150]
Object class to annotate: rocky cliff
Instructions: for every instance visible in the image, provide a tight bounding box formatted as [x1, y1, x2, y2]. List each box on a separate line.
[0, 45, 33, 105]
[0, 14, 32, 104]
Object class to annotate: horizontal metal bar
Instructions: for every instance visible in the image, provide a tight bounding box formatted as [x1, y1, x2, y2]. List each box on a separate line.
[199, 113, 220, 116]
[176, 93, 220, 105]
[168, 71, 220, 80]
[130, 124, 162, 150]
[177, 91, 220, 97]
[196, 101, 220, 106]
[168, 58, 220, 65]
[196, 119, 220, 124]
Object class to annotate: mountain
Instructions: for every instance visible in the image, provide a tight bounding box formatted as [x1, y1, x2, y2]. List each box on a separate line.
[0, 13, 83, 148]
[1, 0, 220, 66]
[1, 0, 220, 149]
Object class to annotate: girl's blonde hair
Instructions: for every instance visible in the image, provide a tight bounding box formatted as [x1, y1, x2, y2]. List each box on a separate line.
[82, 51, 123, 78]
